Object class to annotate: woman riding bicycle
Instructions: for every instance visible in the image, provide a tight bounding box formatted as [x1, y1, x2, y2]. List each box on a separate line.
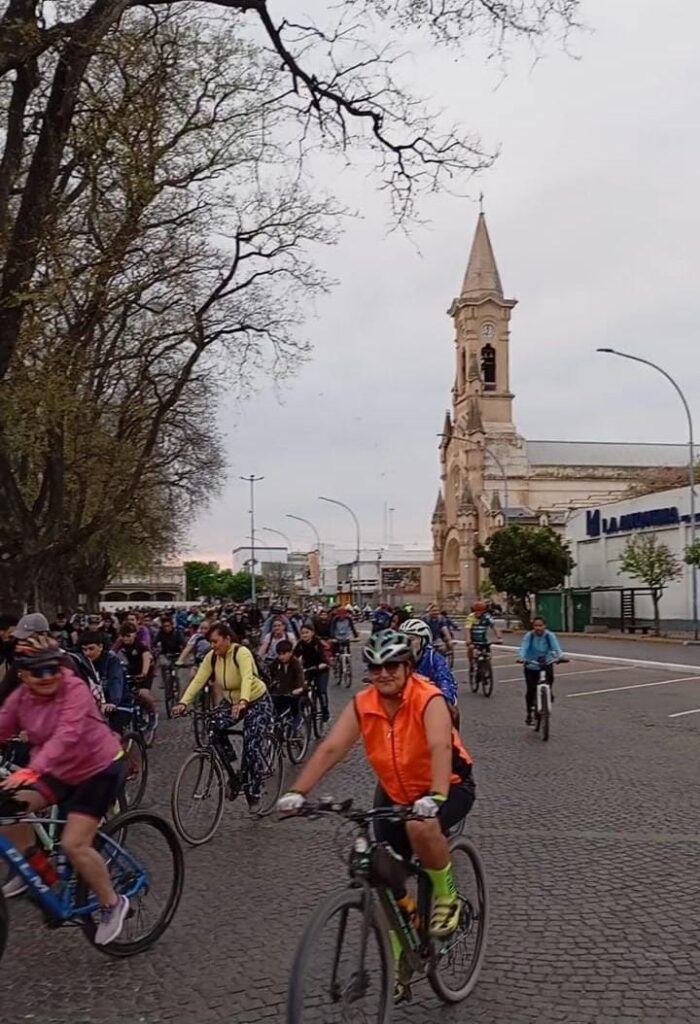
[517, 616, 563, 725]
[172, 622, 274, 816]
[0, 636, 128, 945]
[278, 629, 475, 938]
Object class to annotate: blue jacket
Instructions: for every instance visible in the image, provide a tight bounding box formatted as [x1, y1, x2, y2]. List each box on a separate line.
[94, 650, 126, 704]
[518, 630, 562, 670]
[416, 647, 457, 706]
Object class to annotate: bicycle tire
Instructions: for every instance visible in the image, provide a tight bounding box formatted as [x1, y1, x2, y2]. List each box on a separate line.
[469, 663, 479, 693]
[76, 810, 184, 957]
[286, 717, 310, 764]
[287, 888, 392, 1024]
[164, 667, 180, 719]
[541, 704, 550, 742]
[482, 662, 493, 698]
[344, 655, 353, 689]
[122, 731, 148, 810]
[258, 743, 285, 817]
[311, 691, 326, 740]
[0, 890, 8, 965]
[427, 836, 489, 1003]
[171, 750, 225, 845]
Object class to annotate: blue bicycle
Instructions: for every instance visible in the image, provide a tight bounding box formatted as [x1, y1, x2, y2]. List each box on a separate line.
[0, 796, 184, 961]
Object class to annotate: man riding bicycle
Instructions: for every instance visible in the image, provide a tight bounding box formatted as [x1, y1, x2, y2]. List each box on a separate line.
[278, 629, 475, 939]
[517, 616, 563, 724]
[398, 619, 457, 710]
[466, 600, 502, 677]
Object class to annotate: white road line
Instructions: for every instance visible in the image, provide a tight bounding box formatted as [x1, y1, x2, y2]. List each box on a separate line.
[499, 644, 700, 675]
[492, 666, 630, 684]
[567, 676, 700, 698]
[668, 707, 700, 718]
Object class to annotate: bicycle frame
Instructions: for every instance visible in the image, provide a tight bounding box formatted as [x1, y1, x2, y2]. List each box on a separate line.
[0, 816, 147, 921]
[536, 672, 552, 714]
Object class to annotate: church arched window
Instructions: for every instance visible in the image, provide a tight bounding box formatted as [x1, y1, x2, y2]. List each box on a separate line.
[481, 343, 496, 391]
[461, 348, 466, 389]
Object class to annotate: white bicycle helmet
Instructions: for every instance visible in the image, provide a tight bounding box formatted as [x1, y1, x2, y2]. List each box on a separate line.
[363, 629, 414, 666]
[399, 618, 432, 656]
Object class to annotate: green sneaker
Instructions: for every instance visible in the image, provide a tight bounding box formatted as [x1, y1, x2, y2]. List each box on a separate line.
[430, 896, 461, 938]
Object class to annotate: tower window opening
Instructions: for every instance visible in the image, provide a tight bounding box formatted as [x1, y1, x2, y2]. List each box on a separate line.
[481, 343, 496, 391]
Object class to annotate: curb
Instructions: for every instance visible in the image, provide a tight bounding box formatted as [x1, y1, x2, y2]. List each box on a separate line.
[507, 630, 696, 647]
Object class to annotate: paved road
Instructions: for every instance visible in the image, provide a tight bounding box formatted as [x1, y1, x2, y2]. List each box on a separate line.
[2, 640, 700, 1024]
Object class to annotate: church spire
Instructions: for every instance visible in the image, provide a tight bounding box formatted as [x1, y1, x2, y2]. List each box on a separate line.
[460, 212, 503, 301]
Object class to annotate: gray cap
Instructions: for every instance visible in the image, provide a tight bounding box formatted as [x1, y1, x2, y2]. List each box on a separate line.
[12, 612, 50, 639]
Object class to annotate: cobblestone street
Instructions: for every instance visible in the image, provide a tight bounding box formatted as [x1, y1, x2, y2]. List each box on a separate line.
[2, 639, 700, 1024]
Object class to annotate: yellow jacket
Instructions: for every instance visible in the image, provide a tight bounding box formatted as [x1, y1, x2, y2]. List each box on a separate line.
[181, 645, 267, 707]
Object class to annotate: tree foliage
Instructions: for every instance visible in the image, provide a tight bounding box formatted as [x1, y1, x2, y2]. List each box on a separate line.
[474, 526, 574, 625]
[618, 533, 683, 635]
[684, 540, 700, 568]
[184, 560, 260, 601]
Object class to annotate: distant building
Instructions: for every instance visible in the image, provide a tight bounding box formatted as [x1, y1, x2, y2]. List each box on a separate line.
[432, 212, 688, 609]
[232, 545, 287, 573]
[101, 565, 186, 605]
[336, 548, 434, 606]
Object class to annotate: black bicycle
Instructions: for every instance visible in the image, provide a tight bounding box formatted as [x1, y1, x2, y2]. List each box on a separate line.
[160, 653, 181, 718]
[274, 705, 311, 765]
[470, 644, 493, 697]
[303, 668, 329, 740]
[286, 799, 489, 1023]
[171, 706, 284, 845]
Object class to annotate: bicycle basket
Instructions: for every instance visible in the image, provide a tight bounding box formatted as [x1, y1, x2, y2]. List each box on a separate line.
[369, 842, 409, 891]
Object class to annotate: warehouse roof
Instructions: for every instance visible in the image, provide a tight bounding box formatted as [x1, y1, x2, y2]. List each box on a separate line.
[526, 440, 689, 468]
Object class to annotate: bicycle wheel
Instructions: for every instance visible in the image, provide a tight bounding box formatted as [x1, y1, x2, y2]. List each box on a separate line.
[77, 810, 184, 958]
[287, 888, 392, 1024]
[0, 890, 8, 965]
[344, 655, 353, 689]
[258, 741, 285, 817]
[164, 668, 179, 719]
[482, 662, 493, 698]
[311, 692, 325, 740]
[286, 716, 310, 765]
[541, 703, 550, 742]
[428, 836, 489, 1003]
[122, 731, 148, 810]
[171, 750, 225, 845]
[469, 663, 479, 693]
[446, 647, 455, 670]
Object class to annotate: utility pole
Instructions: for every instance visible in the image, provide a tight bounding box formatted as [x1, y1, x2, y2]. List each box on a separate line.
[240, 475, 264, 606]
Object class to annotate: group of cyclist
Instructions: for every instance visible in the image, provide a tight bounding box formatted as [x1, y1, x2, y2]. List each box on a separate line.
[0, 595, 562, 969]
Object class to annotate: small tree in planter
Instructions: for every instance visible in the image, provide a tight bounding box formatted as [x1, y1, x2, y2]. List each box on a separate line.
[618, 533, 683, 635]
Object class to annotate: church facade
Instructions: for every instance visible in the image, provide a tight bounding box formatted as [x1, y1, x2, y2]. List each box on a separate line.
[432, 213, 688, 608]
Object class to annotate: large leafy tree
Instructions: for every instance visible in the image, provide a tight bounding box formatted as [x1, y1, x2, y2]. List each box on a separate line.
[474, 526, 574, 626]
[619, 533, 683, 635]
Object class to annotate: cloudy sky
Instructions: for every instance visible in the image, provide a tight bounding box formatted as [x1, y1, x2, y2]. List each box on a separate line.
[189, 0, 700, 566]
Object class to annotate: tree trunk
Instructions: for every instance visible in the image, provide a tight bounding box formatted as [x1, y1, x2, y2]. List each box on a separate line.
[652, 590, 660, 636]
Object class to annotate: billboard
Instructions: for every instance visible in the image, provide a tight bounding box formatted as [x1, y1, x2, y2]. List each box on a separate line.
[308, 550, 320, 589]
[381, 565, 421, 594]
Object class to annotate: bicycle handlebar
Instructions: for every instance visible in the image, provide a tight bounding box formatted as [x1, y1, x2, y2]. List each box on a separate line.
[293, 797, 422, 824]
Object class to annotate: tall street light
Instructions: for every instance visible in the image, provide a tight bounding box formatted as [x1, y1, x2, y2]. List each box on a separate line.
[286, 513, 324, 594]
[261, 526, 293, 551]
[597, 348, 698, 639]
[319, 496, 361, 604]
[239, 474, 264, 606]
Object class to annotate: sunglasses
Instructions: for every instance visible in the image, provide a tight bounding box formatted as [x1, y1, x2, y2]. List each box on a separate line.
[367, 662, 404, 677]
[27, 664, 61, 679]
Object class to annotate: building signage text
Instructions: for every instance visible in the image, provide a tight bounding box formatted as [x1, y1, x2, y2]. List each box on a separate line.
[585, 506, 682, 539]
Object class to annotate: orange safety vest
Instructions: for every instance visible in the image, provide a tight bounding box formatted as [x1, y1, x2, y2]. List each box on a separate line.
[354, 674, 473, 805]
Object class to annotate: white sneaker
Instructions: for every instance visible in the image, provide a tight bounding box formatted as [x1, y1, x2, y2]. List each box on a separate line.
[95, 895, 129, 945]
[2, 873, 28, 899]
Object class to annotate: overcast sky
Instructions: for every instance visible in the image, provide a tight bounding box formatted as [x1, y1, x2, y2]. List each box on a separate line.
[188, 0, 700, 567]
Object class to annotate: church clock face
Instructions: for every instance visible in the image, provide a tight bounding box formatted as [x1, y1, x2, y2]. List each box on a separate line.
[481, 323, 495, 338]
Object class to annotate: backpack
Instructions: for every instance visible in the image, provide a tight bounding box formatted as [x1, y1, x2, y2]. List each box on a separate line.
[209, 644, 269, 686]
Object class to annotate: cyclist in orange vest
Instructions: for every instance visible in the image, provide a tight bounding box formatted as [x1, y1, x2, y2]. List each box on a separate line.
[278, 629, 475, 938]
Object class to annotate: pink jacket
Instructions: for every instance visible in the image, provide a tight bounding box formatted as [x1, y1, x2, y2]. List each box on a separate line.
[0, 667, 121, 784]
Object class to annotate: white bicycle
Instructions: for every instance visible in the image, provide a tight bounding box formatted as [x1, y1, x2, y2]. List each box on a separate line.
[533, 657, 568, 742]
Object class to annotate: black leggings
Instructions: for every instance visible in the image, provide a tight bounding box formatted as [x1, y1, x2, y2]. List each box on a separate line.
[372, 777, 476, 862]
[524, 665, 554, 712]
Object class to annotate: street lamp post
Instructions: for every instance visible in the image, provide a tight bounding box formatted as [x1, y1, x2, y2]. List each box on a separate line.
[319, 496, 361, 605]
[239, 474, 263, 606]
[286, 513, 325, 595]
[597, 348, 698, 639]
[261, 526, 293, 551]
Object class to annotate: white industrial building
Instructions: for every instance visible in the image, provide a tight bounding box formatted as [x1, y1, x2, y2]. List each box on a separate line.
[566, 485, 697, 630]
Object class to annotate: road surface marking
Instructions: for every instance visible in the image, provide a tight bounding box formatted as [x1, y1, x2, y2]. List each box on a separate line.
[492, 666, 629, 684]
[668, 707, 700, 718]
[499, 645, 700, 675]
[567, 676, 700, 698]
